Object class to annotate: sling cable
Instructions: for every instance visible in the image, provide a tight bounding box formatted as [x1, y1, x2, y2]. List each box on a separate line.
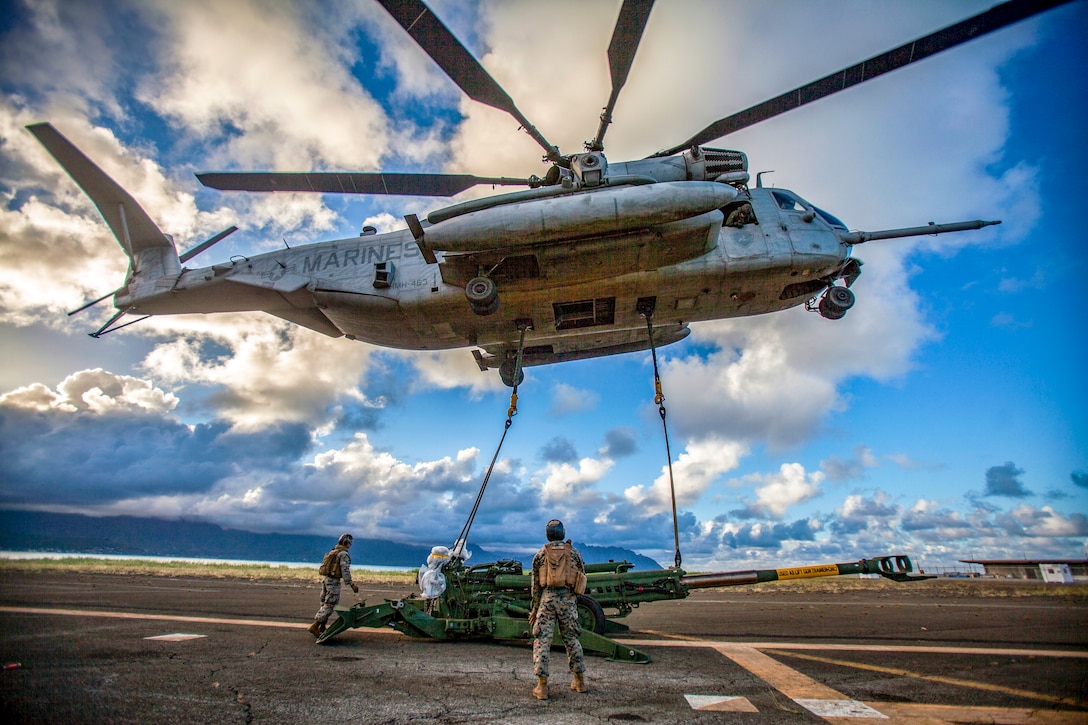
[453, 320, 532, 553]
[638, 298, 682, 570]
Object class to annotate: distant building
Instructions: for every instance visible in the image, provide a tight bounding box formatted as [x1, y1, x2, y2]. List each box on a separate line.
[961, 559, 1087, 582]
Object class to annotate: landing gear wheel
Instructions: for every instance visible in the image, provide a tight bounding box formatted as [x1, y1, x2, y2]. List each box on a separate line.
[818, 285, 855, 320]
[498, 359, 524, 388]
[466, 276, 499, 316]
[576, 594, 606, 635]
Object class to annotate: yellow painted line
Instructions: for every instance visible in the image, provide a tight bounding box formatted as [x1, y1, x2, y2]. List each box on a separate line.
[616, 637, 1088, 659]
[712, 643, 848, 700]
[866, 702, 1088, 724]
[775, 650, 1086, 708]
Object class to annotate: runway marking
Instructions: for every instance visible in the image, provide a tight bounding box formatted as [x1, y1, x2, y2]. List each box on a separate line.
[775, 649, 1085, 708]
[4, 608, 1084, 661]
[713, 643, 887, 718]
[7, 605, 1087, 722]
[0, 606, 399, 634]
[620, 636, 1088, 659]
[144, 633, 207, 642]
[864, 703, 1088, 724]
[684, 694, 758, 712]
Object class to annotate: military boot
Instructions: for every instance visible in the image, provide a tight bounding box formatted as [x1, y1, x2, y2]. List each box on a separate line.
[532, 676, 548, 700]
[571, 672, 586, 693]
[307, 621, 322, 638]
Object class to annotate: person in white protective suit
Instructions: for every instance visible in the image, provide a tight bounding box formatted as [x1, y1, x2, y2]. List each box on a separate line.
[418, 545, 450, 614]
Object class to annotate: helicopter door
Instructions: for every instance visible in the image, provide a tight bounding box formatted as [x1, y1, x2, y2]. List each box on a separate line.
[720, 200, 768, 260]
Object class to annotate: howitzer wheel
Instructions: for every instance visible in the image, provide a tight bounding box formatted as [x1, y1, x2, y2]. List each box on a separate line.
[576, 594, 606, 635]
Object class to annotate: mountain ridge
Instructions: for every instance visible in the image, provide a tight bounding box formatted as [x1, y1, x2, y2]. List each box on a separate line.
[0, 510, 662, 571]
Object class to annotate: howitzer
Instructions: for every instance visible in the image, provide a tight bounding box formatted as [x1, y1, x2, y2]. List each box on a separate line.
[317, 554, 929, 662]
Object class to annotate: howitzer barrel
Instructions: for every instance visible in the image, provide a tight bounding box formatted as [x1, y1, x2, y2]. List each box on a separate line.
[839, 219, 999, 245]
[681, 555, 920, 589]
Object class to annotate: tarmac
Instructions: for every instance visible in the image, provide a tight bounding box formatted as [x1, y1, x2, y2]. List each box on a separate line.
[1, 571, 1085, 723]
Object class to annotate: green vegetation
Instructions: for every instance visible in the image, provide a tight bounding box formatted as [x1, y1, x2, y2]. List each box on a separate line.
[3, 558, 1084, 597]
[0, 557, 417, 584]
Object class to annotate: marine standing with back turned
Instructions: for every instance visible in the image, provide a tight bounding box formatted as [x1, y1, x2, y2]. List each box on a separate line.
[308, 533, 358, 637]
[529, 519, 588, 700]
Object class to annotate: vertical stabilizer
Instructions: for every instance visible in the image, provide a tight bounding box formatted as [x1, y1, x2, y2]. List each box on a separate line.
[26, 123, 181, 297]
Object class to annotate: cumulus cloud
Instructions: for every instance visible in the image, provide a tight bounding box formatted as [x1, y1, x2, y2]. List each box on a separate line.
[0, 382, 309, 507]
[600, 427, 638, 459]
[0, 369, 177, 415]
[548, 382, 600, 416]
[832, 492, 901, 535]
[625, 437, 746, 515]
[821, 445, 879, 482]
[540, 436, 578, 464]
[135, 0, 391, 171]
[141, 317, 375, 430]
[984, 461, 1031, 498]
[731, 462, 824, 520]
[997, 505, 1088, 539]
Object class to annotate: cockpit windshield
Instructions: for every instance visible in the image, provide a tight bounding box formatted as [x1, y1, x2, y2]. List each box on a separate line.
[770, 189, 848, 230]
[814, 206, 848, 230]
[771, 190, 806, 211]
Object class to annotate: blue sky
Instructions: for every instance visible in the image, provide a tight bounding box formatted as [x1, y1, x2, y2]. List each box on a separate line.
[0, 0, 1084, 570]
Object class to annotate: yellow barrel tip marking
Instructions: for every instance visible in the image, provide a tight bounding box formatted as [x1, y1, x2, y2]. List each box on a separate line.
[774, 564, 839, 580]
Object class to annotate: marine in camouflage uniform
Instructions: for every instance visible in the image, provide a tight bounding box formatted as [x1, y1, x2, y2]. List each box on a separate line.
[530, 519, 586, 699]
[308, 533, 358, 637]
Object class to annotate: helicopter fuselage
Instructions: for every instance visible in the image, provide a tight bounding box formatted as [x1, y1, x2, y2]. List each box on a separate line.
[122, 182, 851, 372]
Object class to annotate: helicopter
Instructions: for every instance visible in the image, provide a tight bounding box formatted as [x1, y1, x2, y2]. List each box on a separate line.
[30, 0, 1063, 387]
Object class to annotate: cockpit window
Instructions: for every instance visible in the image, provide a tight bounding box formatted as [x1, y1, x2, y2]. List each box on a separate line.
[814, 206, 847, 230]
[771, 190, 807, 211]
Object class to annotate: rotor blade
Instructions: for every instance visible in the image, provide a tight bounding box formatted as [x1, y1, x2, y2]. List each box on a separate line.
[651, 0, 1074, 157]
[376, 0, 561, 162]
[197, 172, 531, 197]
[587, 0, 655, 152]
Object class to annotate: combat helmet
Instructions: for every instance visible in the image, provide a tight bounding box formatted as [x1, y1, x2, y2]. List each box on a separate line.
[545, 519, 565, 542]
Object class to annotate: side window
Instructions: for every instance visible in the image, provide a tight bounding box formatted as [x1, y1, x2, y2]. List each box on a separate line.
[772, 190, 806, 212]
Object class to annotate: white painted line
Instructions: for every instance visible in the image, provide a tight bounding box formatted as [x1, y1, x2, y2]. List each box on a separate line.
[795, 698, 888, 718]
[685, 694, 759, 712]
[144, 633, 207, 641]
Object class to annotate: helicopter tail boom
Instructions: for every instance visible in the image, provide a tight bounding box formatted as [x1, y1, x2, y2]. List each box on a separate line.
[27, 123, 182, 309]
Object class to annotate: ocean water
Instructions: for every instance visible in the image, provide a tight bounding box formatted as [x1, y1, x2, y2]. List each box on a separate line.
[0, 551, 415, 572]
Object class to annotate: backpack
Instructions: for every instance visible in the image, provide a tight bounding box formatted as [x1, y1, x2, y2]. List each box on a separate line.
[540, 542, 587, 594]
[318, 548, 343, 578]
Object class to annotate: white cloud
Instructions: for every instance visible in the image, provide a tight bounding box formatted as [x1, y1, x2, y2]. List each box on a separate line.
[141, 316, 375, 430]
[136, 0, 390, 172]
[625, 437, 746, 514]
[548, 382, 599, 416]
[734, 462, 825, 520]
[0, 368, 177, 415]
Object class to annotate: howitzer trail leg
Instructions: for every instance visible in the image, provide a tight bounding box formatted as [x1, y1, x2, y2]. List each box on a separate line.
[317, 601, 400, 643]
[574, 630, 650, 663]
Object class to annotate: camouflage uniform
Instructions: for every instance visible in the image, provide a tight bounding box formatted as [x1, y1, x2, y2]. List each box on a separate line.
[530, 542, 586, 678]
[314, 546, 354, 626]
